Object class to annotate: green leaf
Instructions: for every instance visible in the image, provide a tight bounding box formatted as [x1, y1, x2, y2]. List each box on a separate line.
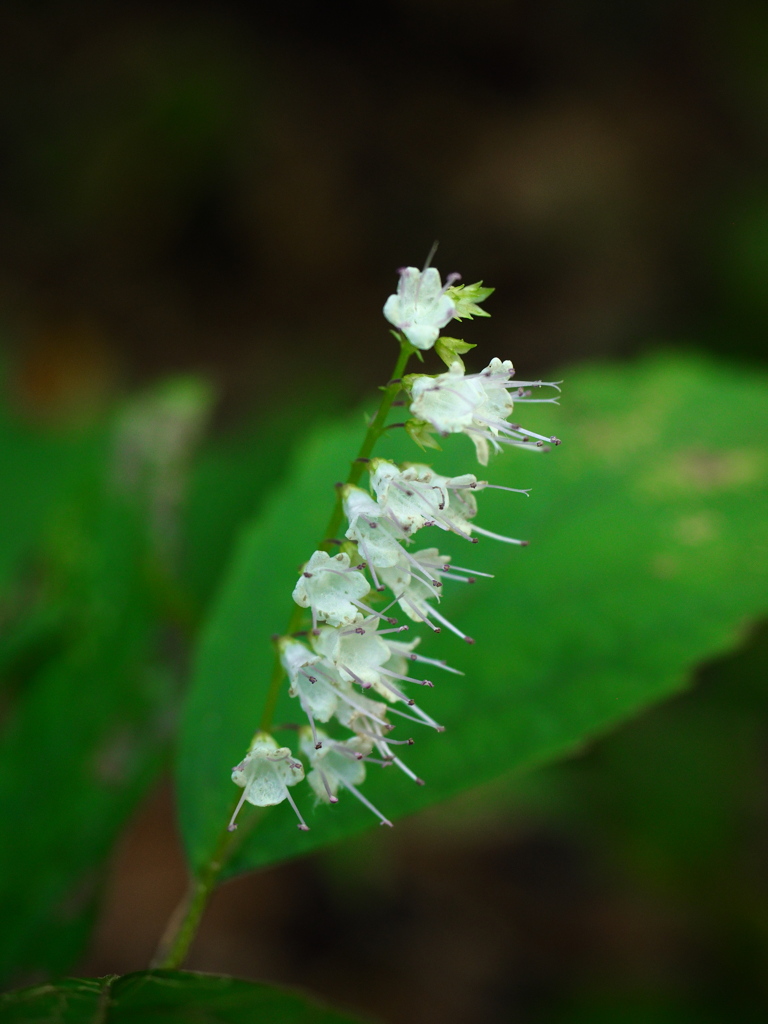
[0, 380, 206, 983]
[0, 970, 364, 1024]
[181, 398, 331, 610]
[0, 489, 171, 985]
[0, 399, 102, 595]
[177, 354, 768, 878]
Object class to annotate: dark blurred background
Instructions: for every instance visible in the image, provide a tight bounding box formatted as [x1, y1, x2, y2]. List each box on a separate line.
[3, 1, 768, 1021]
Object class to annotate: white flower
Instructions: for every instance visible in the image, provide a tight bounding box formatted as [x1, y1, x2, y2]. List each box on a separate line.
[369, 460, 447, 536]
[292, 550, 371, 629]
[314, 615, 446, 729]
[427, 470, 479, 537]
[312, 616, 391, 688]
[379, 547, 478, 644]
[408, 363, 485, 434]
[383, 267, 457, 350]
[300, 727, 393, 826]
[229, 732, 308, 832]
[370, 460, 484, 541]
[342, 484, 403, 576]
[408, 358, 561, 465]
[279, 636, 351, 751]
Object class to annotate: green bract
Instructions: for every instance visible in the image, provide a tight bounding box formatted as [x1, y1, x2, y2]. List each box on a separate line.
[444, 280, 494, 320]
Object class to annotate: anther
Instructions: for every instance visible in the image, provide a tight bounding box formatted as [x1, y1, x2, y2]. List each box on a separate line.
[303, 571, 313, 578]
[355, 457, 371, 463]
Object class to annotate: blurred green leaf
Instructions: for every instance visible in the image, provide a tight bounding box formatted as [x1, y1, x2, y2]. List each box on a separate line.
[0, 398, 101, 595]
[0, 970, 363, 1024]
[181, 399, 330, 611]
[0, 486, 170, 985]
[0, 373, 217, 983]
[177, 354, 768, 878]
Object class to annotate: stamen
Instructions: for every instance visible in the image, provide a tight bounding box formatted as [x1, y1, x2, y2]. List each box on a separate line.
[386, 703, 444, 731]
[282, 784, 310, 831]
[404, 651, 465, 675]
[318, 767, 339, 804]
[400, 546, 440, 586]
[375, 676, 415, 704]
[340, 777, 393, 826]
[352, 599, 397, 624]
[426, 603, 475, 644]
[301, 701, 322, 749]
[471, 524, 529, 546]
[476, 484, 531, 495]
[390, 756, 425, 786]
[401, 595, 441, 632]
[335, 690, 391, 726]
[358, 729, 414, 745]
[227, 787, 249, 831]
[358, 541, 386, 591]
[330, 742, 365, 760]
[340, 664, 374, 691]
[379, 666, 434, 687]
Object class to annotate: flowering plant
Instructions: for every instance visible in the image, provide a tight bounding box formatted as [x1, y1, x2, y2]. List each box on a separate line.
[224, 262, 562, 835]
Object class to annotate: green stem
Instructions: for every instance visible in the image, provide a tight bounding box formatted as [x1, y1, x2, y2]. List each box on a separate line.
[153, 337, 414, 970]
[152, 819, 235, 969]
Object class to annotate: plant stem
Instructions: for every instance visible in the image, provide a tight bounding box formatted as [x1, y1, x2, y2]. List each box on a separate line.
[152, 338, 414, 969]
[151, 817, 235, 969]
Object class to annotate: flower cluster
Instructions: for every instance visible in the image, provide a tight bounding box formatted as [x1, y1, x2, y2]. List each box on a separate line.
[229, 263, 561, 832]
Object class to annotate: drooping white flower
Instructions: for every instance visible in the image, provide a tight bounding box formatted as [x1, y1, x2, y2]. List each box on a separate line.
[312, 616, 391, 688]
[430, 469, 533, 544]
[299, 727, 393, 826]
[342, 484, 403, 579]
[407, 358, 562, 465]
[370, 460, 486, 541]
[229, 732, 308, 832]
[314, 615, 446, 729]
[383, 267, 457, 350]
[369, 460, 449, 536]
[292, 550, 371, 629]
[408, 363, 485, 434]
[279, 636, 351, 750]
